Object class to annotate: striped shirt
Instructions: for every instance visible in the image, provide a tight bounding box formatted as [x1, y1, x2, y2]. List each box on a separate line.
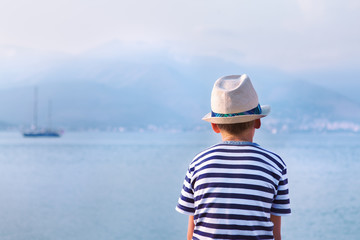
[176, 141, 291, 240]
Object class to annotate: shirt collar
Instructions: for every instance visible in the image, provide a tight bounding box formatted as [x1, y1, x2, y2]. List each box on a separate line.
[221, 141, 259, 147]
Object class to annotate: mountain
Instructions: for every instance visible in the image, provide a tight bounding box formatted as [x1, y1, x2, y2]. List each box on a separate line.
[0, 42, 359, 132]
[256, 80, 360, 133]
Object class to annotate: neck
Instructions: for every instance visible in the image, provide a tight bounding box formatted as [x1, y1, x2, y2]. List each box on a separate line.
[221, 129, 255, 142]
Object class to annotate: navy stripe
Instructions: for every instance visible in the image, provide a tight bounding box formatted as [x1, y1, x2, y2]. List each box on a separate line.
[180, 195, 194, 204]
[195, 172, 277, 189]
[277, 189, 289, 195]
[196, 202, 271, 213]
[194, 230, 273, 240]
[197, 222, 273, 231]
[270, 207, 291, 214]
[182, 185, 193, 194]
[279, 178, 288, 185]
[194, 212, 269, 222]
[193, 163, 281, 181]
[195, 182, 275, 194]
[176, 204, 195, 214]
[185, 175, 191, 184]
[194, 192, 273, 203]
[273, 199, 290, 205]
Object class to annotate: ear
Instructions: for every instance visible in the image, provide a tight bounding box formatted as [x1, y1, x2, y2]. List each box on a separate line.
[254, 119, 261, 129]
[211, 123, 221, 133]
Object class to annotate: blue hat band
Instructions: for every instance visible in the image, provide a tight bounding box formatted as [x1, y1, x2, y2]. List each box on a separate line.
[211, 104, 262, 118]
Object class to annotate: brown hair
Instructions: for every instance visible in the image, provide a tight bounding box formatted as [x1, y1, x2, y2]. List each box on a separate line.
[216, 120, 255, 135]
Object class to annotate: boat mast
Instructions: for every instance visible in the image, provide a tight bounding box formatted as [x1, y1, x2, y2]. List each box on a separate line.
[48, 100, 52, 130]
[33, 87, 38, 130]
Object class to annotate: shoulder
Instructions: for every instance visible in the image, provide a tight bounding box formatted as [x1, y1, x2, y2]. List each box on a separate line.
[189, 143, 223, 166]
[189, 142, 278, 165]
[251, 144, 287, 171]
[188, 143, 233, 167]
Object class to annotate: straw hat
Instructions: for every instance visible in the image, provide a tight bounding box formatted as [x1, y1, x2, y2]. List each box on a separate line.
[202, 74, 270, 124]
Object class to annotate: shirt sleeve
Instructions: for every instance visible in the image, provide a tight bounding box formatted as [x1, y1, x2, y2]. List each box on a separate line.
[175, 167, 195, 215]
[271, 167, 291, 216]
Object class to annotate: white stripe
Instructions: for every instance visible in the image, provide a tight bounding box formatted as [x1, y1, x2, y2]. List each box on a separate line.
[180, 189, 193, 199]
[185, 171, 192, 179]
[194, 187, 274, 199]
[271, 203, 290, 210]
[175, 206, 193, 216]
[199, 218, 274, 227]
[277, 184, 289, 191]
[192, 232, 213, 240]
[195, 207, 270, 218]
[273, 194, 289, 200]
[177, 198, 194, 209]
[196, 225, 272, 236]
[194, 197, 272, 209]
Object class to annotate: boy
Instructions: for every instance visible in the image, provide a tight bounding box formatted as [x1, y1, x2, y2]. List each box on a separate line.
[176, 75, 291, 240]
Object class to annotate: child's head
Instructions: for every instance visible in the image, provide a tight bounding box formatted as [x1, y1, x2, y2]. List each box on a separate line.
[202, 74, 269, 138]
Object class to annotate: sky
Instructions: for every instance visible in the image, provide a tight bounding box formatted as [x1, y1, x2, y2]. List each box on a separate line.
[0, 0, 359, 86]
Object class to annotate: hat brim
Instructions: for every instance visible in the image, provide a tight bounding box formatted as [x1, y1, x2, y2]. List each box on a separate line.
[202, 105, 271, 124]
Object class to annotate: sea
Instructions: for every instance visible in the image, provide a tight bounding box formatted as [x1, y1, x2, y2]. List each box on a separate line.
[0, 130, 359, 240]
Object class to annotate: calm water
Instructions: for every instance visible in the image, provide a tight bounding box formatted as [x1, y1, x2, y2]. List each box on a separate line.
[0, 131, 359, 240]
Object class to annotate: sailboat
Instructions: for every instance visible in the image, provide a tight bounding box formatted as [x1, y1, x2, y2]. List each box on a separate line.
[23, 87, 61, 137]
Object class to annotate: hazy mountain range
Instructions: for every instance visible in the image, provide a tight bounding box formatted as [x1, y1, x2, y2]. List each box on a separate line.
[0, 42, 359, 133]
